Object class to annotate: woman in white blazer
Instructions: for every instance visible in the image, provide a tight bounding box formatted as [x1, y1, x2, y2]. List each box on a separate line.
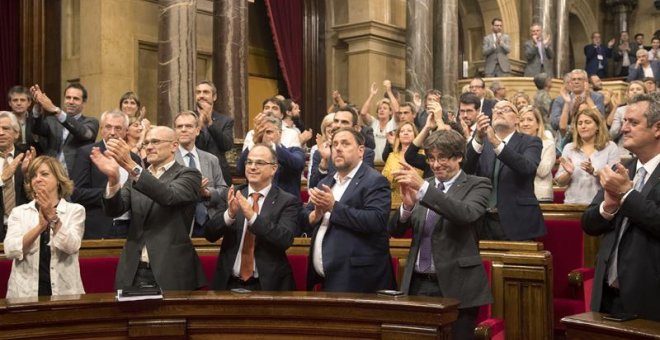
[518, 106, 556, 202]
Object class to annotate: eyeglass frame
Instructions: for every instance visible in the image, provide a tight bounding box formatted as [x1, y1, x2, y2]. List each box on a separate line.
[142, 139, 174, 146]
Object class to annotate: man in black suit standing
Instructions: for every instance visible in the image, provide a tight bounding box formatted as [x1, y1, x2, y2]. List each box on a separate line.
[0, 111, 32, 241]
[469, 78, 496, 118]
[7, 86, 40, 153]
[303, 128, 394, 293]
[463, 100, 545, 240]
[92, 126, 206, 290]
[390, 129, 493, 340]
[582, 92, 660, 321]
[28, 83, 99, 175]
[204, 144, 300, 291]
[71, 111, 142, 239]
[194, 81, 234, 185]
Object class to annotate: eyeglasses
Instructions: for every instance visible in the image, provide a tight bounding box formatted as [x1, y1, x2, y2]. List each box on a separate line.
[469, 85, 484, 89]
[493, 106, 514, 114]
[426, 155, 452, 164]
[246, 159, 276, 167]
[143, 139, 174, 146]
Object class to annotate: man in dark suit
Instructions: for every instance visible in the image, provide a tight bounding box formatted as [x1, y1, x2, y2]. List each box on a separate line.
[194, 81, 234, 185]
[390, 129, 493, 339]
[584, 32, 616, 78]
[174, 110, 228, 237]
[0, 111, 31, 241]
[204, 144, 300, 291]
[550, 69, 605, 131]
[308, 106, 376, 188]
[582, 92, 660, 321]
[464, 100, 546, 240]
[237, 116, 305, 200]
[303, 128, 394, 293]
[7, 86, 40, 153]
[28, 83, 99, 175]
[523, 23, 554, 77]
[92, 126, 206, 290]
[71, 111, 142, 239]
[627, 49, 660, 84]
[469, 78, 496, 118]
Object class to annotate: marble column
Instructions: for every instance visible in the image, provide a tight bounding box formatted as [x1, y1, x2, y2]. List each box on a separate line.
[606, 0, 638, 36]
[555, 0, 569, 77]
[433, 0, 458, 96]
[158, 0, 196, 126]
[213, 0, 247, 137]
[532, 0, 555, 76]
[406, 0, 433, 98]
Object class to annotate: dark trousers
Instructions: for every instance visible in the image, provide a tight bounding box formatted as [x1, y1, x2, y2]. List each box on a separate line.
[107, 219, 129, 239]
[131, 262, 159, 288]
[410, 273, 479, 340]
[227, 276, 261, 291]
[601, 282, 624, 315]
[478, 212, 508, 241]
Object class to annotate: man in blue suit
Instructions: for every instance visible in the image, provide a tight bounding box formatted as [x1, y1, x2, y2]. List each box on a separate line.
[463, 100, 546, 241]
[584, 32, 616, 78]
[303, 128, 395, 292]
[627, 49, 660, 84]
[550, 69, 605, 131]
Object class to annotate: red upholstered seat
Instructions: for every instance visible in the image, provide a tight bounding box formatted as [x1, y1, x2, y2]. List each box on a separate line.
[0, 259, 12, 298]
[79, 257, 119, 293]
[553, 188, 566, 203]
[475, 260, 505, 340]
[537, 218, 589, 331]
[287, 254, 308, 291]
[199, 255, 218, 290]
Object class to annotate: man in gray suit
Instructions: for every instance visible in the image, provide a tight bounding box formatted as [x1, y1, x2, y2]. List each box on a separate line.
[483, 18, 511, 77]
[390, 129, 493, 339]
[174, 110, 228, 237]
[92, 126, 206, 290]
[524, 23, 554, 77]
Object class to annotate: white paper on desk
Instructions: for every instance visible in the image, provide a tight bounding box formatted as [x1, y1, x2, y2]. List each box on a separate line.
[115, 289, 163, 302]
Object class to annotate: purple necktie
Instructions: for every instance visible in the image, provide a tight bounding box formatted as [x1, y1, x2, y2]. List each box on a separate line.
[418, 181, 444, 272]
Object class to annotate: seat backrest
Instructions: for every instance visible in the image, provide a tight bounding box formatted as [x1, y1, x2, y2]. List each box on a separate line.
[287, 254, 308, 291]
[537, 218, 584, 298]
[0, 259, 12, 298]
[79, 257, 120, 293]
[476, 260, 493, 322]
[199, 255, 219, 290]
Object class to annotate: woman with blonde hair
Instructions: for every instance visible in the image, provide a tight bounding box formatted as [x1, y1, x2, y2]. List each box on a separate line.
[125, 114, 147, 162]
[382, 121, 424, 207]
[510, 91, 532, 111]
[3, 156, 85, 298]
[308, 113, 335, 179]
[554, 109, 620, 204]
[517, 106, 556, 202]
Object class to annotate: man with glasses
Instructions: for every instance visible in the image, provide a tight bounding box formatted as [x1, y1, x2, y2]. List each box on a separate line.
[390, 129, 493, 339]
[550, 69, 605, 131]
[92, 126, 206, 291]
[464, 101, 546, 240]
[71, 111, 142, 239]
[237, 116, 305, 200]
[204, 144, 301, 291]
[173, 111, 228, 237]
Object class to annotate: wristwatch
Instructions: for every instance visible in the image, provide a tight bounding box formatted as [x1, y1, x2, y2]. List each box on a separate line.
[130, 165, 143, 178]
[48, 216, 60, 229]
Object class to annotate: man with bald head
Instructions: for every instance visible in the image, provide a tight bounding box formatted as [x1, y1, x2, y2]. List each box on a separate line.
[92, 126, 206, 291]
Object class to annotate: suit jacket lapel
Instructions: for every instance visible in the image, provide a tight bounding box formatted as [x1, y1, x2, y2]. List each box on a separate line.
[641, 163, 660, 197]
[174, 150, 185, 165]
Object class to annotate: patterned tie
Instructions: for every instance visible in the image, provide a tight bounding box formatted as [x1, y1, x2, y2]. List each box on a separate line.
[418, 181, 444, 272]
[607, 167, 647, 287]
[2, 153, 16, 217]
[239, 192, 261, 280]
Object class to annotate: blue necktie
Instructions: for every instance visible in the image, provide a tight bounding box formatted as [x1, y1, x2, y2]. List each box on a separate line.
[418, 181, 444, 272]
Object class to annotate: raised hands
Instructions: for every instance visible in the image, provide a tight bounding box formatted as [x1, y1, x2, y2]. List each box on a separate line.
[90, 146, 120, 185]
[316, 133, 330, 160]
[29, 85, 58, 113]
[559, 157, 575, 175]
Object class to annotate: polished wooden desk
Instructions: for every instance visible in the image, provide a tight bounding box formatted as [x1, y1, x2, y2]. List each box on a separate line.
[562, 312, 660, 339]
[0, 291, 459, 339]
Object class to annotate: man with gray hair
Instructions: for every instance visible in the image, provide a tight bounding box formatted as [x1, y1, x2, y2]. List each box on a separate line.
[582, 92, 660, 321]
[550, 69, 605, 131]
[71, 111, 142, 239]
[390, 129, 493, 339]
[0, 111, 32, 241]
[524, 23, 554, 77]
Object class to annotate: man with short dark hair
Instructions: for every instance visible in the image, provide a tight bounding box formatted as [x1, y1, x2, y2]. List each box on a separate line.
[174, 111, 228, 237]
[308, 106, 376, 188]
[469, 78, 496, 117]
[390, 129, 493, 339]
[204, 144, 301, 291]
[29, 83, 99, 174]
[582, 92, 660, 321]
[483, 18, 511, 77]
[194, 80, 234, 186]
[243, 97, 301, 151]
[303, 127, 394, 292]
[7, 86, 39, 153]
